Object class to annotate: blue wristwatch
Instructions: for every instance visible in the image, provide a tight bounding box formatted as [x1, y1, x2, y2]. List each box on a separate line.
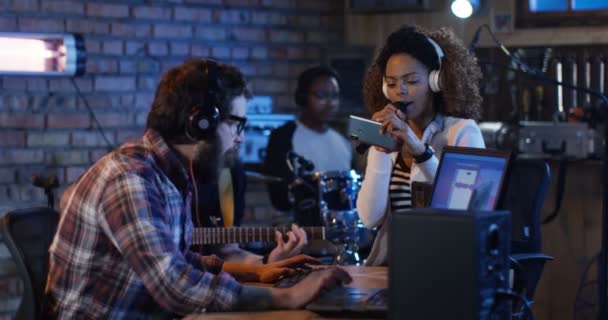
[414, 144, 434, 163]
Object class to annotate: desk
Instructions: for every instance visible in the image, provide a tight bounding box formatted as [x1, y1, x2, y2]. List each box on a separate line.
[184, 266, 387, 320]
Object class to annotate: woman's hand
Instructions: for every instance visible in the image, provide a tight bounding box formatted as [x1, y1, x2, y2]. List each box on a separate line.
[375, 104, 425, 157]
[371, 104, 403, 153]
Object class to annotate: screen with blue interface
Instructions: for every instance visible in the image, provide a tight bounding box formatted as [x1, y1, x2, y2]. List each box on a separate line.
[430, 150, 508, 210]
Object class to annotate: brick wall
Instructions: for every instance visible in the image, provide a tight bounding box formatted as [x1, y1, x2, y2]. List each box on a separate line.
[0, 0, 344, 318]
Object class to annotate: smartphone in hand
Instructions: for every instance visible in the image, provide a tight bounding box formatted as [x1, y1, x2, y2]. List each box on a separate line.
[349, 115, 397, 150]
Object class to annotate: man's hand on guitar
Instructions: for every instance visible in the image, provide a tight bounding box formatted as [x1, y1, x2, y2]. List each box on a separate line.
[267, 224, 308, 263]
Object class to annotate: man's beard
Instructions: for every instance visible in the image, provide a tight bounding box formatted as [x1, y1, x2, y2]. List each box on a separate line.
[193, 141, 240, 184]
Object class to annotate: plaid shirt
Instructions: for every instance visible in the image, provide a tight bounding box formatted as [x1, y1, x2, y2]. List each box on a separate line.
[46, 130, 242, 319]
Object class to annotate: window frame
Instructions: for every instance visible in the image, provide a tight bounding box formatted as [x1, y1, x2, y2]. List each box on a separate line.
[516, 0, 608, 28]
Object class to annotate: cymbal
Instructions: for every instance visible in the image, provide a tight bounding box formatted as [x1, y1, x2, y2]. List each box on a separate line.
[245, 171, 283, 182]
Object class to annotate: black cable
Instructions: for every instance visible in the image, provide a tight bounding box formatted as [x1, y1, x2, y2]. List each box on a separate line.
[542, 158, 568, 224]
[69, 78, 114, 150]
[495, 289, 536, 320]
[574, 254, 600, 320]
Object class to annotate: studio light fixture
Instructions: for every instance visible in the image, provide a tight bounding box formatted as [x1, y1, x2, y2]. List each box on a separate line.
[0, 32, 86, 76]
[450, 0, 480, 19]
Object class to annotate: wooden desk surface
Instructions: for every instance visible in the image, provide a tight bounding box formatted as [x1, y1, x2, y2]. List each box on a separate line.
[184, 266, 387, 320]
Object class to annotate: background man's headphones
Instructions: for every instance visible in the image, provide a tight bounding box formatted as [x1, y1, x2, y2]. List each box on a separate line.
[382, 36, 445, 99]
[186, 60, 221, 141]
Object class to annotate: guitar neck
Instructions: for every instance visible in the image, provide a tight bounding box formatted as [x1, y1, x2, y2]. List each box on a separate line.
[190, 226, 325, 246]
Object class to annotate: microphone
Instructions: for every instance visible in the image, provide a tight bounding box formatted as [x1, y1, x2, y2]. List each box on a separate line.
[287, 151, 315, 172]
[31, 174, 59, 190]
[469, 25, 483, 51]
[393, 101, 412, 115]
[356, 142, 371, 155]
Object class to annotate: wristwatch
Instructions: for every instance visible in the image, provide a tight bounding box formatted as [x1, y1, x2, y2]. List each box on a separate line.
[414, 144, 434, 163]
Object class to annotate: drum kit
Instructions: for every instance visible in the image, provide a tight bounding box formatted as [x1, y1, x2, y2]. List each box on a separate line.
[247, 149, 374, 265]
[286, 170, 373, 265]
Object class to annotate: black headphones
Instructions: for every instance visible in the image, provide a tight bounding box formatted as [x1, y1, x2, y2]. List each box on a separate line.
[185, 60, 221, 141]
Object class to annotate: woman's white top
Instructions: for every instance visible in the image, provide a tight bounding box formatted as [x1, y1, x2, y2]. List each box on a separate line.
[357, 114, 486, 266]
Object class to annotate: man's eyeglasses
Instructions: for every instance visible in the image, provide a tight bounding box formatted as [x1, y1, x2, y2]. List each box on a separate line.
[227, 114, 247, 135]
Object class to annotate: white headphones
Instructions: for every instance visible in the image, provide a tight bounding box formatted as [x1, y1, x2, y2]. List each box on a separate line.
[382, 35, 445, 99]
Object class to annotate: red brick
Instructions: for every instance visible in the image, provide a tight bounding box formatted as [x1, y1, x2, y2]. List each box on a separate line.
[289, 15, 320, 28]
[194, 27, 227, 41]
[12, 0, 38, 11]
[306, 31, 336, 44]
[214, 9, 251, 24]
[66, 20, 110, 35]
[47, 114, 90, 129]
[232, 47, 249, 60]
[84, 39, 101, 54]
[90, 149, 111, 162]
[297, 0, 335, 11]
[252, 78, 288, 93]
[254, 64, 272, 76]
[261, 0, 295, 9]
[268, 47, 287, 59]
[135, 112, 148, 126]
[0, 113, 44, 129]
[153, 24, 192, 38]
[133, 6, 172, 20]
[269, 30, 303, 43]
[0, 17, 17, 29]
[184, 0, 222, 5]
[191, 45, 210, 57]
[252, 12, 286, 25]
[27, 132, 70, 147]
[102, 41, 123, 55]
[2, 96, 29, 112]
[71, 131, 115, 147]
[170, 43, 190, 56]
[305, 47, 320, 59]
[41, 1, 84, 14]
[251, 47, 267, 59]
[119, 60, 136, 74]
[97, 113, 133, 128]
[86, 59, 119, 74]
[66, 166, 87, 184]
[0, 150, 44, 165]
[230, 28, 266, 42]
[95, 76, 136, 92]
[18, 18, 64, 33]
[134, 93, 154, 110]
[287, 47, 304, 59]
[116, 129, 144, 144]
[86, 3, 129, 18]
[0, 131, 25, 147]
[148, 42, 168, 56]
[0, 168, 16, 184]
[225, 0, 260, 6]
[174, 7, 212, 22]
[211, 47, 231, 59]
[137, 76, 159, 91]
[45, 150, 89, 166]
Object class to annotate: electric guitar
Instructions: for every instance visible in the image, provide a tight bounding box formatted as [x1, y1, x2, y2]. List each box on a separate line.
[190, 226, 326, 245]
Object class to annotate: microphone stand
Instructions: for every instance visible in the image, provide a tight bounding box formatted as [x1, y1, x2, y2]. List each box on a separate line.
[477, 59, 608, 320]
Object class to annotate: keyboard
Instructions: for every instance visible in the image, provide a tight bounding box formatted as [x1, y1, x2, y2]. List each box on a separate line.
[274, 269, 313, 288]
[365, 288, 388, 308]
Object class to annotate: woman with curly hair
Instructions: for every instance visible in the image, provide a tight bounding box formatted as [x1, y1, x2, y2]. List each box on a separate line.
[357, 25, 486, 266]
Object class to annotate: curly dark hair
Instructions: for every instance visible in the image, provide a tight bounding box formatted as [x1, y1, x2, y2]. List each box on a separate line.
[362, 25, 483, 120]
[146, 59, 252, 144]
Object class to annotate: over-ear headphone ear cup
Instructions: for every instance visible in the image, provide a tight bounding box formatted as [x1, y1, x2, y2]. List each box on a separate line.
[428, 69, 441, 93]
[186, 107, 219, 141]
[382, 77, 389, 100]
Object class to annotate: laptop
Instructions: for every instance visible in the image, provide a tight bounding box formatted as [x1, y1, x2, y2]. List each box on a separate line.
[429, 146, 511, 211]
[304, 147, 510, 318]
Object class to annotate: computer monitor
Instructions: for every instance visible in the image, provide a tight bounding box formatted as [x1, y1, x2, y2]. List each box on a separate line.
[430, 146, 511, 211]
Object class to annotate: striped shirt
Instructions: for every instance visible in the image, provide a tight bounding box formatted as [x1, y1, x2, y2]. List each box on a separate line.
[389, 154, 412, 213]
[46, 129, 242, 319]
